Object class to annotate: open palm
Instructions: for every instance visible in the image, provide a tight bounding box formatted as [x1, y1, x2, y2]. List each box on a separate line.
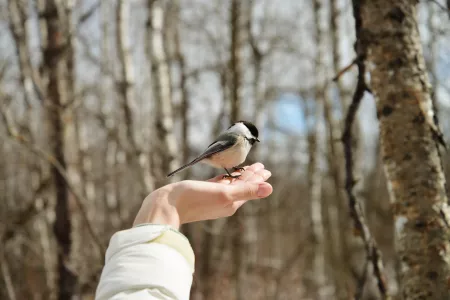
[134, 163, 273, 227]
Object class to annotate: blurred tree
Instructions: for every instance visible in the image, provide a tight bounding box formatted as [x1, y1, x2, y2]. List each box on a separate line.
[38, 0, 76, 298]
[228, 1, 246, 299]
[147, 0, 180, 188]
[308, 0, 326, 298]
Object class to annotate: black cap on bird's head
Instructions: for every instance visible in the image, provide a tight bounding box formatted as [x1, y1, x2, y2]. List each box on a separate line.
[229, 120, 260, 142]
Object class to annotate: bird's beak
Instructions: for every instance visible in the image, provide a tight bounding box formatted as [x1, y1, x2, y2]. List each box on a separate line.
[256, 138, 260, 142]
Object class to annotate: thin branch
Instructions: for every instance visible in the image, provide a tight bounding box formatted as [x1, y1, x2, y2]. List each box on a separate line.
[342, 58, 387, 297]
[427, 0, 450, 16]
[341, 1, 389, 298]
[0, 103, 106, 258]
[332, 57, 357, 82]
[78, 1, 101, 25]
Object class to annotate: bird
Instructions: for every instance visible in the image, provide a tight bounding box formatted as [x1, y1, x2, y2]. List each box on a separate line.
[167, 120, 260, 179]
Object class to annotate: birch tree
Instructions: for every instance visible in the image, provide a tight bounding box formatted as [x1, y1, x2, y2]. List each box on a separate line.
[360, 0, 450, 298]
[146, 0, 179, 187]
[308, 0, 326, 298]
[116, 0, 152, 198]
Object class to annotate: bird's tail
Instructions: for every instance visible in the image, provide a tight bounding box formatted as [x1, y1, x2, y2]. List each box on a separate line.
[167, 160, 200, 177]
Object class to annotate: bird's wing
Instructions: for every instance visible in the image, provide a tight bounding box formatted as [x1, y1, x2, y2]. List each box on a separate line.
[167, 134, 238, 177]
[196, 133, 238, 161]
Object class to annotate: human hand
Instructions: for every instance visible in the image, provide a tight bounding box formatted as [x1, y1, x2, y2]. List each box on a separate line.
[133, 163, 273, 229]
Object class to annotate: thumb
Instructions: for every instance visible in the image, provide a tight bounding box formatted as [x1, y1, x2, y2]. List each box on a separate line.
[227, 182, 273, 201]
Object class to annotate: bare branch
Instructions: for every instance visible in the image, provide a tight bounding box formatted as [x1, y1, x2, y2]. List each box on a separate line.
[332, 57, 357, 82]
[428, 0, 450, 16]
[78, 1, 101, 25]
[341, 1, 388, 298]
[0, 102, 105, 258]
[7, 0, 39, 107]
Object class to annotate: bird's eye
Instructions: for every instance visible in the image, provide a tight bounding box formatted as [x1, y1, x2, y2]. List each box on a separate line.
[246, 137, 257, 145]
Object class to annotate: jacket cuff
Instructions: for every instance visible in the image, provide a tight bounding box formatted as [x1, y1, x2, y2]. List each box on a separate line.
[136, 223, 195, 272]
[96, 224, 195, 300]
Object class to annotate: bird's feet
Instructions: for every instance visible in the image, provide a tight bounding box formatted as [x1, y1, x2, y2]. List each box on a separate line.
[233, 167, 246, 172]
[222, 167, 242, 179]
[222, 174, 241, 179]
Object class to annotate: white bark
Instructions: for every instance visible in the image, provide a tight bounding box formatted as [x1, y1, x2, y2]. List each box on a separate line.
[116, 0, 153, 196]
[309, 0, 327, 298]
[147, 0, 179, 184]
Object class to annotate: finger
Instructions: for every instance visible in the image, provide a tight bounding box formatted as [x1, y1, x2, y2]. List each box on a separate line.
[233, 163, 266, 181]
[207, 162, 265, 183]
[260, 169, 272, 180]
[231, 169, 271, 184]
[245, 162, 265, 173]
[246, 169, 272, 183]
[226, 182, 273, 202]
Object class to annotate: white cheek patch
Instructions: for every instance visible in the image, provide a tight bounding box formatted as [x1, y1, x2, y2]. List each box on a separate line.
[228, 123, 252, 138]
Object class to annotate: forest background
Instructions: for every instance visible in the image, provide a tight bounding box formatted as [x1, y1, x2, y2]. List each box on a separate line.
[1, 0, 450, 299]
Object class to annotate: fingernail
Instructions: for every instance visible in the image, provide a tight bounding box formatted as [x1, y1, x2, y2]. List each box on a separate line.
[257, 183, 272, 197]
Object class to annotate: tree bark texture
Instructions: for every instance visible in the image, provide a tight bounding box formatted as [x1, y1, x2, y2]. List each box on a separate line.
[147, 0, 179, 187]
[230, 0, 242, 122]
[361, 1, 450, 299]
[229, 1, 247, 299]
[39, 0, 77, 298]
[309, 0, 326, 298]
[7, 0, 35, 107]
[117, 0, 152, 198]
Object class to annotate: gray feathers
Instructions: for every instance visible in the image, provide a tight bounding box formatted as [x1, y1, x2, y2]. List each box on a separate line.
[166, 134, 239, 177]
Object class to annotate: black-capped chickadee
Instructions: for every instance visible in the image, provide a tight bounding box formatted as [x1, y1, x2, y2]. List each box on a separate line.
[167, 120, 260, 178]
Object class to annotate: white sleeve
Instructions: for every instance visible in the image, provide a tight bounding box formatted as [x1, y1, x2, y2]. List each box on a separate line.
[95, 224, 195, 300]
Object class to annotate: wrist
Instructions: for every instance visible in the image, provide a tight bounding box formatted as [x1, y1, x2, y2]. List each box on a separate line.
[133, 186, 181, 230]
[147, 199, 181, 230]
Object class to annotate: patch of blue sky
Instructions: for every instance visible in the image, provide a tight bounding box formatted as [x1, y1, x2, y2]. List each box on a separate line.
[270, 93, 307, 134]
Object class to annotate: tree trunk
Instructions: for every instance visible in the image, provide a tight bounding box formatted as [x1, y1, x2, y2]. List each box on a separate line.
[7, 0, 34, 108]
[172, 2, 190, 179]
[229, 1, 247, 299]
[308, 0, 327, 298]
[146, 0, 179, 187]
[39, 0, 77, 298]
[425, 3, 438, 108]
[361, 1, 450, 299]
[116, 0, 152, 199]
